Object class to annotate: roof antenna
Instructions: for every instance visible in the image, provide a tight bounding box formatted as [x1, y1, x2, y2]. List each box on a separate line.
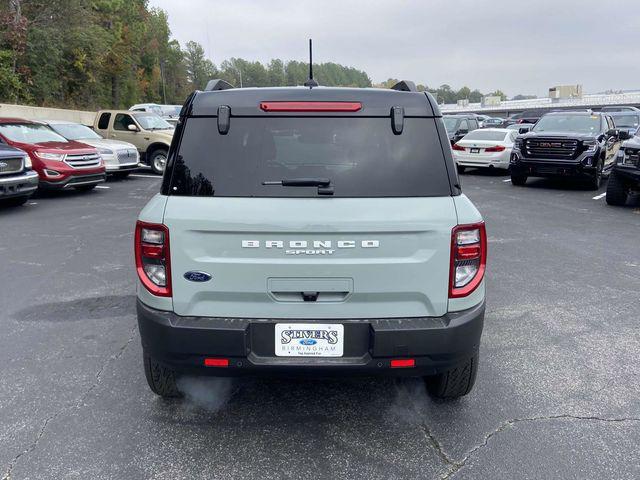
[304, 39, 319, 88]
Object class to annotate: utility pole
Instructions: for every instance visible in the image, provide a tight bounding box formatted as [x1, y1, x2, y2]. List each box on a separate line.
[160, 60, 167, 104]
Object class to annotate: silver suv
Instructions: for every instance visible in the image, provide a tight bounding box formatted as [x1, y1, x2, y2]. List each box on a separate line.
[135, 80, 487, 400]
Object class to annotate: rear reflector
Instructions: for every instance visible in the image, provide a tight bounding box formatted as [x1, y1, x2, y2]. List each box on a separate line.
[390, 358, 416, 368]
[260, 101, 362, 112]
[204, 358, 229, 367]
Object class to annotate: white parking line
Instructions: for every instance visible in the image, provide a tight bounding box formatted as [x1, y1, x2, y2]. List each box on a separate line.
[592, 192, 606, 200]
[130, 174, 161, 179]
[96, 185, 110, 189]
[502, 179, 511, 183]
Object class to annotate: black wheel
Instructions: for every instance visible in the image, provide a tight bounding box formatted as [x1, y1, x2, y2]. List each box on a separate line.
[457, 165, 466, 174]
[3, 195, 29, 207]
[605, 171, 628, 206]
[510, 173, 527, 186]
[143, 353, 181, 398]
[587, 160, 603, 190]
[75, 184, 97, 192]
[425, 351, 478, 399]
[149, 148, 168, 175]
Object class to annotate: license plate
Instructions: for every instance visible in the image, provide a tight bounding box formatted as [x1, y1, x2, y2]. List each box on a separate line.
[275, 323, 344, 357]
[470, 148, 480, 153]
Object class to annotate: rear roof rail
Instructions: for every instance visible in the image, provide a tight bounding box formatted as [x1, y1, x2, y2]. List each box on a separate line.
[204, 79, 235, 91]
[390, 80, 417, 92]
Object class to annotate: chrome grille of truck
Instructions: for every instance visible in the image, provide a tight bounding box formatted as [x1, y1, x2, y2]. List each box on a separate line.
[65, 153, 102, 169]
[117, 148, 138, 165]
[524, 138, 579, 159]
[0, 157, 24, 175]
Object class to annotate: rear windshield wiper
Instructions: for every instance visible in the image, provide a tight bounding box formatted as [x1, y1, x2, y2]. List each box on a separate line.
[262, 178, 334, 195]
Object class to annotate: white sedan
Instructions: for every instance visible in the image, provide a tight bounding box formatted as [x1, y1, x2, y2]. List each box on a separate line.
[451, 128, 517, 172]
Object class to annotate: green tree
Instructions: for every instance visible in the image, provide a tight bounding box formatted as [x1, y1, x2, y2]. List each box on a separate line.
[183, 40, 215, 90]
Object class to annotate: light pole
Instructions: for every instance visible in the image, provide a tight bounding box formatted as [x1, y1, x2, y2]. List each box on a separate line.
[233, 60, 243, 88]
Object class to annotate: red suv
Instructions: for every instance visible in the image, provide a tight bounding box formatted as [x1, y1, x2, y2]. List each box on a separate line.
[0, 118, 105, 191]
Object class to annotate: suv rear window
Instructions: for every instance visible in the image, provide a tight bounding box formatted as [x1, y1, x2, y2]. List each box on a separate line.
[169, 117, 451, 197]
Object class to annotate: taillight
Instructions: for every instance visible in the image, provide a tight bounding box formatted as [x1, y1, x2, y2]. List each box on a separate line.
[452, 143, 466, 151]
[484, 145, 506, 152]
[135, 221, 171, 297]
[449, 222, 487, 298]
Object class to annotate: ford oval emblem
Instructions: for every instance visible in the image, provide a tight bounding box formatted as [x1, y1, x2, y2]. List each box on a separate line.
[299, 339, 317, 346]
[183, 271, 212, 282]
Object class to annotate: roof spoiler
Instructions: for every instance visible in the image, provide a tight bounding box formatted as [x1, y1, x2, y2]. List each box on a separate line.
[390, 80, 417, 92]
[204, 79, 235, 91]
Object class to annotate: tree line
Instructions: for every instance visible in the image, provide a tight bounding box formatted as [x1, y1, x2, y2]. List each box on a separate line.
[0, 1, 524, 110]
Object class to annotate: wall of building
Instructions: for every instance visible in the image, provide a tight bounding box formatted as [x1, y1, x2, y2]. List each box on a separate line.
[0, 104, 96, 126]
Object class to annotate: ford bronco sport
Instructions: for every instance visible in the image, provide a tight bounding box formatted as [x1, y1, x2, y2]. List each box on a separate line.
[136, 80, 487, 400]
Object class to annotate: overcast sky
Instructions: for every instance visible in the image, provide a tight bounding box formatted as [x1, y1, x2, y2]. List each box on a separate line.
[149, 0, 640, 97]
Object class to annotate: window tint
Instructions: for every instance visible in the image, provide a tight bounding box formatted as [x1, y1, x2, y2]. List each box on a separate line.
[170, 117, 451, 198]
[114, 114, 136, 131]
[97, 113, 111, 130]
[463, 130, 510, 141]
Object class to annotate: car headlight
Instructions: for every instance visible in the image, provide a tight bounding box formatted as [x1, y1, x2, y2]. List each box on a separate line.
[583, 140, 597, 152]
[24, 155, 32, 169]
[98, 147, 114, 155]
[35, 151, 65, 161]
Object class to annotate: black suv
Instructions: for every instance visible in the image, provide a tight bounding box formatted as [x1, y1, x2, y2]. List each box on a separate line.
[510, 111, 626, 189]
[442, 115, 479, 144]
[606, 128, 640, 206]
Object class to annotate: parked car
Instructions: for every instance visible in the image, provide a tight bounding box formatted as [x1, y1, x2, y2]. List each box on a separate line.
[0, 143, 39, 206]
[606, 127, 640, 206]
[510, 111, 625, 189]
[43, 120, 139, 178]
[136, 80, 487, 400]
[600, 106, 640, 113]
[608, 112, 640, 136]
[94, 110, 174, 174]
[502, 109, 549, 127]
[506, 123, 534, 132]
[0, 118, 105, 191]
[452, 128, 517, 172]
[473, 114, 491, 128]
[442, 114, 480, 144]
[482, 117, 504, 128]
[130, 103, 181, 127]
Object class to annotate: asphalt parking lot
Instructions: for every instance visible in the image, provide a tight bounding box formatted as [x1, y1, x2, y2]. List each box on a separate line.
[1, 171, 639, 480]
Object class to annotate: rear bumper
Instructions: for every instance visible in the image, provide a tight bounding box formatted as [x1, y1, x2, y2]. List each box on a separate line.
[137, 299, 485, 377]
[0, 170, 39, 198]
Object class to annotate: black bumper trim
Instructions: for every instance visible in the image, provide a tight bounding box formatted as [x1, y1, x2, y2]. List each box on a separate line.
[137, 299, 484, 376]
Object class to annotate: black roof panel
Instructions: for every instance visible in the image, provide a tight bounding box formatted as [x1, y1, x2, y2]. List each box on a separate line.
[188, 86, 438, 117]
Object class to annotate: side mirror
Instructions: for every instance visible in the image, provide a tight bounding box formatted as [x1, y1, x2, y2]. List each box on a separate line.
[127, 124, 139, 132]
[606, 128, 619, 137]
[519, 127, 531, 134]
[618, 130, 631, 141]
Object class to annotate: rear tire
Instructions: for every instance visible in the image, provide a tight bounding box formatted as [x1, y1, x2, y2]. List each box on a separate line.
[425, 351, 478, 399]
[75, 185, 97, 192]
[149, 148, 168, 175]
[510, 173, 527, 186]
[457, 165, 466, 174]
[605, 171, 628, 206]
[143, 353, 182, 398]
